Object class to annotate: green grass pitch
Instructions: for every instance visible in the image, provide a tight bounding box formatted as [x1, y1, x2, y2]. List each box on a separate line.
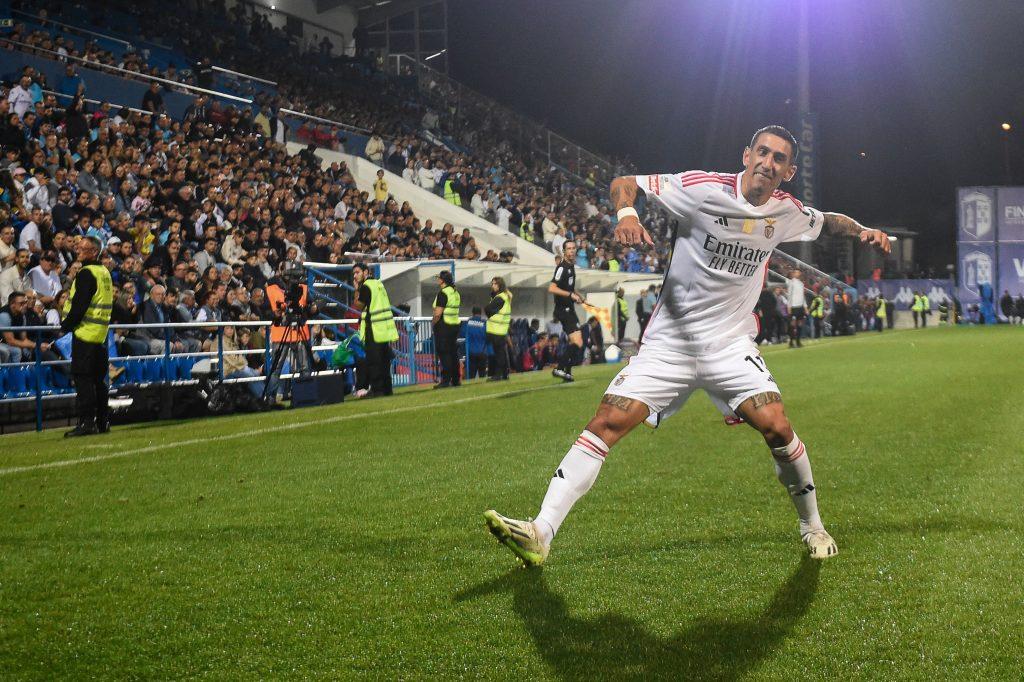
[1, 326, 1021, 679]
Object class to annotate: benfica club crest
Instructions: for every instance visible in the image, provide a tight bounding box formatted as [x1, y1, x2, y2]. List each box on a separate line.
[763, 218, 776, 239]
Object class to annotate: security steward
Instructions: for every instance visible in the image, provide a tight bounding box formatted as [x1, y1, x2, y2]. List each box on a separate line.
[911, 291, 924, 328]
[919, 292, 929, 327]
[808, 290, 825, 339]
[484, 276, 512, 381]
[60, 236, 113, 437]
[875, 295, 887, 332]
[352, 262, 397, 397]
[615, 287, 629, 343]
[432, 270, 461, 388]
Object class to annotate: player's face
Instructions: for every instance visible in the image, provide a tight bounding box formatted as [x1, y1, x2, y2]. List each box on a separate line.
[563, 241, 577, 262]
[742, 133, 797, 192]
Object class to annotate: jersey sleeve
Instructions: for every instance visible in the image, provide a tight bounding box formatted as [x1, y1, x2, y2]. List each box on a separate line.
[551, 265, 564, 285]
[775, 196, 825, 243]
[635, 172, 710, 221]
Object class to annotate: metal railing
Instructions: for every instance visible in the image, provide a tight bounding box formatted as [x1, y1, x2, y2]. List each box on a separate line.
[387, 53, 629, 187]
[1, 38, 254, 105]
[212, 65, 277, 87]
[10, 8, 132, 48]
[0, 316, 478, 431]
[43, 89, 149, 116]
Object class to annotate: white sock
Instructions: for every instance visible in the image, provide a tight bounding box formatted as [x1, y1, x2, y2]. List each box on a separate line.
[535, 430, 607, 544]
[770, 435, 824, 536]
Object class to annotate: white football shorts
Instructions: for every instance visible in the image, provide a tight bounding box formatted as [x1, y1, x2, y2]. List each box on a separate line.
[604, 336, 779, 428]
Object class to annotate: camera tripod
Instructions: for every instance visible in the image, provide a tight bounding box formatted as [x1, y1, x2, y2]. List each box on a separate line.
[261, 319, 316, 403]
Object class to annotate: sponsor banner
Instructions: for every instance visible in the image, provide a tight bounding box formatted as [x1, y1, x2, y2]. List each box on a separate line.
[856, 279, 954, 309]
[957, 187, 996, 242]
[996, 241, 1024, 297]
[957, 242, 997, 304]
[997, 187, 1024, 242]
[791, 112, 819, 209]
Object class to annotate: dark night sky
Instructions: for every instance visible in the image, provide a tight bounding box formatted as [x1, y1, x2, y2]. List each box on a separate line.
[446, 0, 1024, 268]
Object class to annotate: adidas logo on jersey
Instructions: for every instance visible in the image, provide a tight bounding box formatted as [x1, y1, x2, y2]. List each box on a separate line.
[714, 216, 729, 227]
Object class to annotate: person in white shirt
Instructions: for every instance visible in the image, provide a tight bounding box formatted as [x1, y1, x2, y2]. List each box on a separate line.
[18, 208, 45, 255]
[470, 189, 486, 217]
[402, 160, 416, 184]
[364, 133, 385, 165]
[550, 226, 567, 257]
[485, 125, 893, 567]
[495, 201, 512, 232]
[7, 76, 34, 118]
[27, 251, 62, 306]
[786, 269, 807, 348]
[0, 249, 32, 305]
[416, 160, 435, 190]
[23, 168, 52, 212]
[0, 225, 16, 270]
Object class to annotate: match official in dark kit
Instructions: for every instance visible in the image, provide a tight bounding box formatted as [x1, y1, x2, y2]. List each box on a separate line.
[60, 236, 113, 437]
[432, 270, 461, 388]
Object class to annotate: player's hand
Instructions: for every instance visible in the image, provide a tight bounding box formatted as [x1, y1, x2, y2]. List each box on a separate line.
[614, 215, 654, 247]
[860, 228, 892, 254]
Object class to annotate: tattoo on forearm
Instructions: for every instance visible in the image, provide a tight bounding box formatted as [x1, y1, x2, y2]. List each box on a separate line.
[601, 394, 636, 411]
[747, 391, 783, 409]
[823, 212, 865, 237]
[610, 177, 638, 211]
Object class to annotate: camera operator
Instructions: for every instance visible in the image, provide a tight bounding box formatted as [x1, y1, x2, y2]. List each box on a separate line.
[264, 260, 317, 399]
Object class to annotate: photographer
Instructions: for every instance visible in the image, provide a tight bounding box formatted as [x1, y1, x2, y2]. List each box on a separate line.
[264, 260, 317, 398]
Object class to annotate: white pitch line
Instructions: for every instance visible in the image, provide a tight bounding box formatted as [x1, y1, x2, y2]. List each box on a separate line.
[0, 381, 585, 477]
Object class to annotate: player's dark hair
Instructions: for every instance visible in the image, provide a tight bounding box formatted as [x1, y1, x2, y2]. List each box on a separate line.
[749, 125, 799, 163]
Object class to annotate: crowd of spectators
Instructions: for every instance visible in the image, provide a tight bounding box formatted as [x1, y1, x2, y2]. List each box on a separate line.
[0, 60, 504, 366]
[6, 0, 674, 274]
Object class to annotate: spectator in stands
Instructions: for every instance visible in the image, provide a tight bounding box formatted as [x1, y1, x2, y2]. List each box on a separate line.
[0, 225, 16, 270]
[24, 167, 52, 212]
[365, 131, 385, 166]
[8, 76, 34, 119]
[27, 251, 62, 306]
[58, 64, 86, 99]
[0, 291, 50, 361]
[0, 249, 31, 305]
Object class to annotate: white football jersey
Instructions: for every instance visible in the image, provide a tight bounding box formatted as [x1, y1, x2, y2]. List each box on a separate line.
[636, 170, 824, 351]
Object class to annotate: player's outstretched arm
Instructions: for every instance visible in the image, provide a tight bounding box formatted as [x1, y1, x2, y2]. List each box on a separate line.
[823, 212, 892, 254]
[610, 176, 654, 247]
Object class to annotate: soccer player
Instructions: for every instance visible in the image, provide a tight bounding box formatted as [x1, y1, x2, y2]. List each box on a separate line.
[549, 240, 586, 382]
[485, 125, 891, 566]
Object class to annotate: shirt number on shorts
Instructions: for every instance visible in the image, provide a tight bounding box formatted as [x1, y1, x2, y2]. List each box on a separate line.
[744, 354, 776, 384]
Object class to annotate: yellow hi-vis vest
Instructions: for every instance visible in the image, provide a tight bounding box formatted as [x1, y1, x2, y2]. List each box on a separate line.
[434, 285, 461, 326]
[443, 180, 462, 207]
[876, 298, 887, 319]
[912, 294, 923, 312]
[519, 223, 535, 242]
[62, 263, 112, 343]
[809, 295, 824, 318]
[617, 297, 629, 318]
[921, 295, 929, 311]
[360, 278, 398, 343]
[486, 291, 512, 336]
[607, 258, 620, 272]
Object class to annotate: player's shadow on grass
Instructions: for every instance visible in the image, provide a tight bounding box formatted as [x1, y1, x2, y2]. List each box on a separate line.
[456, 557, 820, 681]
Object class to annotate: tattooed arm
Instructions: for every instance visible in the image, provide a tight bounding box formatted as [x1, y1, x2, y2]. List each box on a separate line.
[823, 212, 892, 254]
[611, 176, 654, 246]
